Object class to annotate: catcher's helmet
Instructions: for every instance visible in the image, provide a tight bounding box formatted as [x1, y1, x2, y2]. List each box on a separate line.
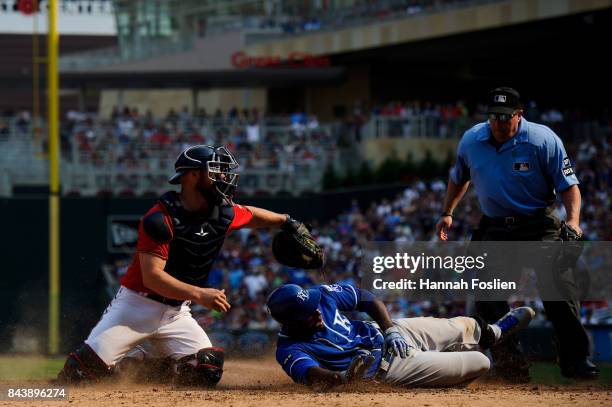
[169, 145, 239, 200]
[266, 284, 321, 325]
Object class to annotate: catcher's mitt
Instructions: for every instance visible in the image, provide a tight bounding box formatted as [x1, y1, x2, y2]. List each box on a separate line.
[272, 217, 324, 269]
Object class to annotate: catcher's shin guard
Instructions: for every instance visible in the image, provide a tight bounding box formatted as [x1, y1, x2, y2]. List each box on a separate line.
[57, 343, 112, 384]
[174, 347, 224, 387]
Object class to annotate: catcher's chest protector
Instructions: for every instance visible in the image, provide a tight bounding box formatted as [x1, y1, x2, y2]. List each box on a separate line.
[159, 191, 234, 286]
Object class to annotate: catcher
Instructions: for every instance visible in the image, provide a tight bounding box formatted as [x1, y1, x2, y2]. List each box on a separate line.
[57, 144, 323, 386]
[266, 283, 534, 389]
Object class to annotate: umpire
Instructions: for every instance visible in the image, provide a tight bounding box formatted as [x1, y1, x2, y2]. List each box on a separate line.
[435, 87, 599, 381]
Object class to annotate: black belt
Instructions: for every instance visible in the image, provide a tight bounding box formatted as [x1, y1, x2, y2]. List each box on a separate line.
[140, 292, 184, 307]
[483, 208, 551, 226]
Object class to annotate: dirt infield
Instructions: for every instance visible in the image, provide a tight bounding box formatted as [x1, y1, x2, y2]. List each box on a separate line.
[3, 358, 610, 407]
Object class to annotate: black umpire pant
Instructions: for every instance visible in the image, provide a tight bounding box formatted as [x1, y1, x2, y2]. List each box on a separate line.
[472, 211, 590, 368]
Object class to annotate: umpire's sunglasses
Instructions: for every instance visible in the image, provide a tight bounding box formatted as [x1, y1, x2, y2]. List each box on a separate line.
[488, 111, 519, 122]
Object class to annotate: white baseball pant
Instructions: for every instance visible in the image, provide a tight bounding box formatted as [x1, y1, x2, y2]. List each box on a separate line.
[85, 286, 212, 366]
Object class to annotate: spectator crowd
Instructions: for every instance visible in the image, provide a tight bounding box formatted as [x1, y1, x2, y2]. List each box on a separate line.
[0, 105, 341, 196]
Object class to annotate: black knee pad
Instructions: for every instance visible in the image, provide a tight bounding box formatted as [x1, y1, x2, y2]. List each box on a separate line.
[57, 343, 111, 384]
[174, 347, 224, 387]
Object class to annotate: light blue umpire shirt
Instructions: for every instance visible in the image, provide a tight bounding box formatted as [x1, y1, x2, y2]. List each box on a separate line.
[450, 118, 579, 217]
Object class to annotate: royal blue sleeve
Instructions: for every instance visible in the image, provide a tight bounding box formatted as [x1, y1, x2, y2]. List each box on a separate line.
[276, 344, 319, 384]
[543, 132, 579, 192]
[319, 284, 359, 311]
[450, 137, 470, 184]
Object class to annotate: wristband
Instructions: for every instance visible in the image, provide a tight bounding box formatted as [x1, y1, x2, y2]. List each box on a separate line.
[441, 212, 453, 218]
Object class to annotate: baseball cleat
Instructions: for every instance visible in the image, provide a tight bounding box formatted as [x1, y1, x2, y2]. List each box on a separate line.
[560, 358, 600, 380]
[493, 306, 535, 343]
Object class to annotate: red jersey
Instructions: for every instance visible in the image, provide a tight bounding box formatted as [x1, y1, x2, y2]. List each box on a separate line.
[121, 199, 253, 294]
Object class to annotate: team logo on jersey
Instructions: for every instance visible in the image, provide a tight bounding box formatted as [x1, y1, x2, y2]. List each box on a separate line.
[563, 157, 571, 167]
[297, 290, 309, 302]
[493, 94, 507, 103]
[333, 309, 351, 333]
[513, 162, 530, 171]
[322, 284, 342, 292]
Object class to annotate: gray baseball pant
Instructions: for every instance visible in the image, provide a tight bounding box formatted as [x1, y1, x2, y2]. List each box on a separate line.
[383, 316, 490, 387]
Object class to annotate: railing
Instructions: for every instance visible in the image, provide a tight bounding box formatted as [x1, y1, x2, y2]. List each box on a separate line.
[362, 115, 473, 139]
[58, 163, 325, 198]
[361, 114, 611, 142]
[60, 35, 195, 71]
[0, 114, 338, 144]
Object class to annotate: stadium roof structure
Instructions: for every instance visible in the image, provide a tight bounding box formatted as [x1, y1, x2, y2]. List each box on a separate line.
[52, 0, 612, 94]
[59, 67, 346, 90]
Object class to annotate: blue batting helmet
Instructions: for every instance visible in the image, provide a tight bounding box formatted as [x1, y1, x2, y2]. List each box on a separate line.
[266, 284, 321, 325]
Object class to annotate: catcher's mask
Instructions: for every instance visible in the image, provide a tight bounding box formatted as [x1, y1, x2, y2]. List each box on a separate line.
[266, 284, 321, 326]
[169, 145, 240, 201]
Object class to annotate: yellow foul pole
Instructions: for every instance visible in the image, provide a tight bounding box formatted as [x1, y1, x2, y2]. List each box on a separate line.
[48, 0, 60, 355]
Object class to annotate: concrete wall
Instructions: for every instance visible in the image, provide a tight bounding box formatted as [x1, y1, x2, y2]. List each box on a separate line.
[306, 65, 370, 121]
[360, 137, 458, 168]
[197, 88, 267, 115]
[99, 88, 267, 117]
[79, 31, 243, 73]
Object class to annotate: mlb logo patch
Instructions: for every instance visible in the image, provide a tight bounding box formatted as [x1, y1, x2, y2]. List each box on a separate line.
[513, 162, 530, 171]
[494, 94, 507, 103]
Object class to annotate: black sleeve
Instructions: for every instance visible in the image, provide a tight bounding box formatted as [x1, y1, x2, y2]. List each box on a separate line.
[142, 211, 172, 243]
[355, 289, 376, 312]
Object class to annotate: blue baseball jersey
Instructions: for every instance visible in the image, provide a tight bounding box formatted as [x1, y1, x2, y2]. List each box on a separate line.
[450, 118, 579, 217]
[275, 284, 384, 384]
